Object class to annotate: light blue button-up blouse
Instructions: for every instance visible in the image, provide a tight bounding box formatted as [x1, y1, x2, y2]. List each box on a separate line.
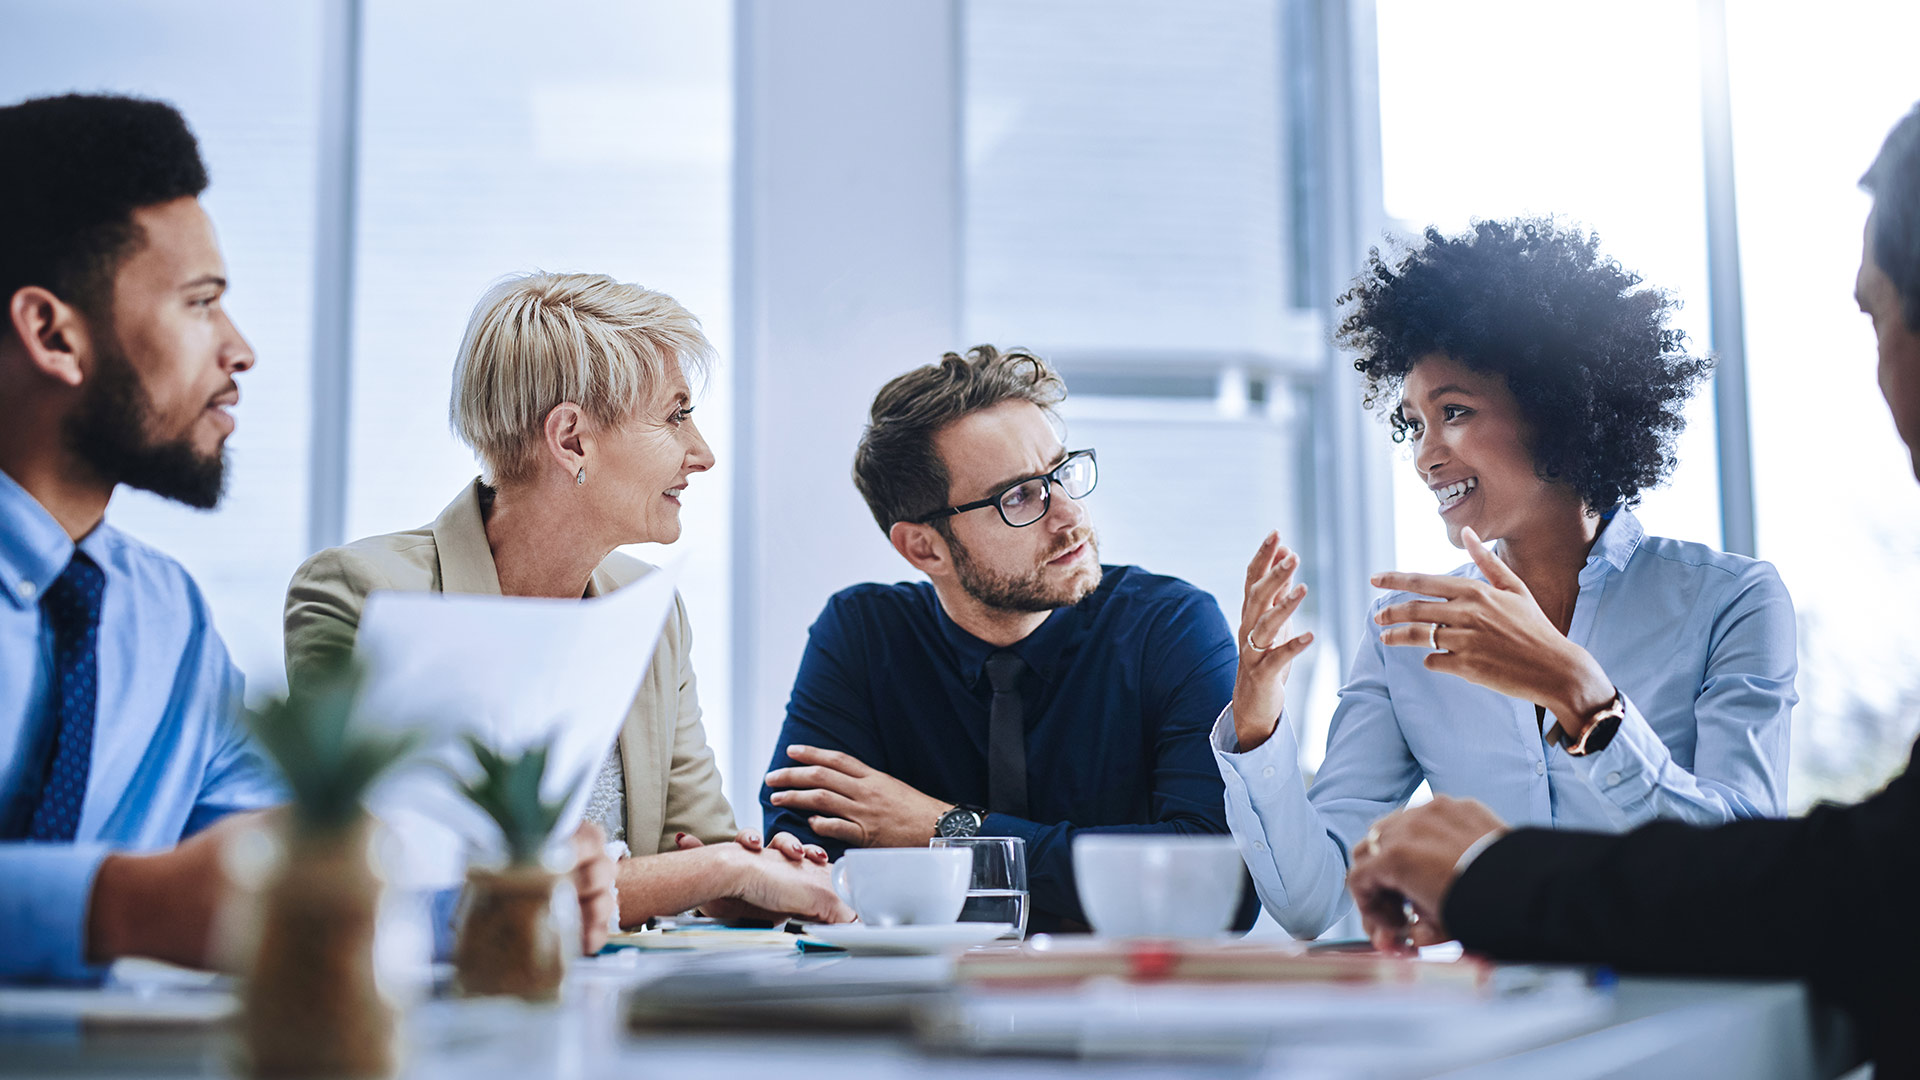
[1214, 508, 1796, 938]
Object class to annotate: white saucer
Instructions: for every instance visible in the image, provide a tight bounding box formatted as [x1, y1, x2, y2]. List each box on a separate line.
[800, 922, 1015, 955]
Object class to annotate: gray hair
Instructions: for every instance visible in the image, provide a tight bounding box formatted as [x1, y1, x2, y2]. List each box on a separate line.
[449, 271, 713, 484]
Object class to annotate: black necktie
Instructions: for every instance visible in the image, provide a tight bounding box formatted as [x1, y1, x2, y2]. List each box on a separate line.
[984, 649, 1029, 819]
[9, 553, 106, 841]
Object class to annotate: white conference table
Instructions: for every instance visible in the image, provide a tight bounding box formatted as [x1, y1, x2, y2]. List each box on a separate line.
[0, 949, 1862, 1080]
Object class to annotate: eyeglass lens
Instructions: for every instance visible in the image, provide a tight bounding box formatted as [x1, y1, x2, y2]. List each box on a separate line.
[997, 453, 1096, 527]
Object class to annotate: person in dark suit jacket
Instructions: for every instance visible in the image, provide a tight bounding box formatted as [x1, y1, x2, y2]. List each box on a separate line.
[1340, 101, 1920, 1072]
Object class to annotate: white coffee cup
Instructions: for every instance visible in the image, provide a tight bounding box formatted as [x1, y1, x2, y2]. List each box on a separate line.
[831, 848, 971, 927]
[1072, 835, 1245, 938]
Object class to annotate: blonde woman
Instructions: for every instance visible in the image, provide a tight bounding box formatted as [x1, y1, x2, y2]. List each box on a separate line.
[285, 272, 850, 927]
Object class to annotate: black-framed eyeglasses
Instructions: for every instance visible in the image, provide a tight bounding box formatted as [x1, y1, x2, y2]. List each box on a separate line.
[915, 449, 1098, 528]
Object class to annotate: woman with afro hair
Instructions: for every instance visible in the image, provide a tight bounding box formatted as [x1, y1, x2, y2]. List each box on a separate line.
[1211, 218, 1797, 939]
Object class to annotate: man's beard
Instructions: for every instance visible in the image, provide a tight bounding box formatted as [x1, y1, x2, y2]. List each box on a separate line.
[949, 526, 1101, 613]
[63, 331, 227, 510]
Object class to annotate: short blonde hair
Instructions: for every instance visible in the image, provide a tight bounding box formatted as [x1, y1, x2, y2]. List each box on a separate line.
[450, 271, 714, 484]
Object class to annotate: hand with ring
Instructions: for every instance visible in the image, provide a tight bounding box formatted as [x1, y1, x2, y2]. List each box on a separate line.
[1346, 797, 1509, 955]
[1230, 531, 1315, 753]
[1370, 526, 1615, 726]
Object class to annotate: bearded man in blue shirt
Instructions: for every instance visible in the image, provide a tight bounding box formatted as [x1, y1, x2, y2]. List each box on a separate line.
[0, 94, 281, 981]
[762, 345, 1257, 933]
[0, 95, 618, 981]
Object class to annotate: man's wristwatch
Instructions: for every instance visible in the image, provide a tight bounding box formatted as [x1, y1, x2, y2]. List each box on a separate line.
[935, 804, 987, 838]
[1548, 690, 1626, 757]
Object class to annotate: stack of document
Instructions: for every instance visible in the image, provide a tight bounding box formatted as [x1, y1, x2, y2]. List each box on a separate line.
[606, 927, 835, 952]
[953, 937, 1488, 989]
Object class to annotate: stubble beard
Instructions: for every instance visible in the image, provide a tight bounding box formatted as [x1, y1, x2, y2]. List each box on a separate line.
[949, 526, 1102, 613]
[62, 325, 227, 510]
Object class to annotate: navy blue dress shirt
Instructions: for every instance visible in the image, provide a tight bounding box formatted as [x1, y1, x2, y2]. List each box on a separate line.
[761, 564, 1256, 932]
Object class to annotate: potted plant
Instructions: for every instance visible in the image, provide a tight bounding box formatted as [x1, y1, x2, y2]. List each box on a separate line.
[240, 658, 418, 1079]
[450, 736, 581, 1001]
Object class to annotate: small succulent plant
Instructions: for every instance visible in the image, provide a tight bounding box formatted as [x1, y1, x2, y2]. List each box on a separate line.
[456, 736, 582, 867]
[247, 657, 419, 835]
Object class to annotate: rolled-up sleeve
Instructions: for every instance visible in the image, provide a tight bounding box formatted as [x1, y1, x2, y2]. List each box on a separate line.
[185, 640, 283, 837]
[0, 842, 112, 982]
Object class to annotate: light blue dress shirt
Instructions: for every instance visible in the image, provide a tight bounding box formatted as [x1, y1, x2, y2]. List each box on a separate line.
[0, 470, 281, 981]
[1214, 509, 1796, 938]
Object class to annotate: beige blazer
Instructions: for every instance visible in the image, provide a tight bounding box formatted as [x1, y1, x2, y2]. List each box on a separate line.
[282, 479, 738, 854]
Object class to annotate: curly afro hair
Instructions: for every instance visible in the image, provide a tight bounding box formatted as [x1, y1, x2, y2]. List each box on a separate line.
[1336, 218, 1711, 511]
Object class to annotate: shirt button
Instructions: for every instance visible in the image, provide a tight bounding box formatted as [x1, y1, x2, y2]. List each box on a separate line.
[1606, 771, 1621, 786]
[1261, 766, 1276, 778]
[1534, 761, 1546, 776]
[17, 581, 35, 600]
[1252, 841, 1267, 852]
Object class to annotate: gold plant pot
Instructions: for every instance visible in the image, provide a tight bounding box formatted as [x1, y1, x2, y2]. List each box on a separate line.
[453, 864, 566, 1001]
[240, 815, 397, 1079]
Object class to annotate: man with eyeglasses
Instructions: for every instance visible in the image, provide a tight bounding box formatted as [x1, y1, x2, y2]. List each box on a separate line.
[761, 345, 1256, 933]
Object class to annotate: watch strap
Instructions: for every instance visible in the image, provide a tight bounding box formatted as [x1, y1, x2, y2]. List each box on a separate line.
[1549, 690, 1626, 757]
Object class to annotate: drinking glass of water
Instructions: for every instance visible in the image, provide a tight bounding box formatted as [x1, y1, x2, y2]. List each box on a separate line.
[929, 835, 1028, 940]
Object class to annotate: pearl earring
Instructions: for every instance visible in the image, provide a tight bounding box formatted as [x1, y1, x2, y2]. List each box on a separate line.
[575, 468, 586, 486]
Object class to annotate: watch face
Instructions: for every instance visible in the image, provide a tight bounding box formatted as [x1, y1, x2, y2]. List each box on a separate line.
[937, 809, 981, 837]
[1582, 713, 1625, 755]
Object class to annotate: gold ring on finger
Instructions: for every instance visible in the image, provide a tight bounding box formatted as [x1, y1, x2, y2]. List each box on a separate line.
[1427, 622, 1442, 651]
[1247, 632, 1277, 654]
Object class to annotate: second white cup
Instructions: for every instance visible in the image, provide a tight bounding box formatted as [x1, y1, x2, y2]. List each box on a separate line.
[831, 847, 971, 927]
[1072, 835, 1245, 938]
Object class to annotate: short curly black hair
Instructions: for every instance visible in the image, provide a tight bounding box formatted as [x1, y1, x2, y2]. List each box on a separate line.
[1862, 102, 1920, 334]
[0, 93, 208, 324]
[1336, 218, 1711, 511]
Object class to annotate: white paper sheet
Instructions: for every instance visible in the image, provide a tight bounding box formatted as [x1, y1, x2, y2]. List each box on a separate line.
[351, 560, 681, 889]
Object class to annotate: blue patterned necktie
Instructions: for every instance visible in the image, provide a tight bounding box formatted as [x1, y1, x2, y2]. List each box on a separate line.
[22, 552, 106, 841]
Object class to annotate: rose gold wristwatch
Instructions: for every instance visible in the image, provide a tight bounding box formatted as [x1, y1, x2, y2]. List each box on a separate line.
[1548, 690, 1626, 757]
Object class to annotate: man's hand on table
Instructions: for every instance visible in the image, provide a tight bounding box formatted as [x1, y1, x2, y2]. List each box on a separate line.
[1346, 796, 1509, 955]
[87, 809, 269, 970]
[764, 745, 952, 849]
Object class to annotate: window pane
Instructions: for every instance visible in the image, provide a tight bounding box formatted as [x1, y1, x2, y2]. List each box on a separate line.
[965, 0, 1294, 352]
[350, 0, 735, 775]
[1375, 0, 1722, 576]
[964, 0, 1321, 723]
[1730, 5, 1920, 807]
[0, 0, 322, 693]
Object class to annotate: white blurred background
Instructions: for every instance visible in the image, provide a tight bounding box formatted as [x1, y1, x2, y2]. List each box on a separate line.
[3, 0, 1916, 815]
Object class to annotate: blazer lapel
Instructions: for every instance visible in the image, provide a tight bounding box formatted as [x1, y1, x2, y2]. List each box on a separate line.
[430, 480, 504, 597]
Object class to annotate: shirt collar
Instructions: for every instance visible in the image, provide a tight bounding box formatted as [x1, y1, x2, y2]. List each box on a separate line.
[1580, 504, 1644, 583]
[0, 468, 81, 610]
[939, 588, 1086, 690]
